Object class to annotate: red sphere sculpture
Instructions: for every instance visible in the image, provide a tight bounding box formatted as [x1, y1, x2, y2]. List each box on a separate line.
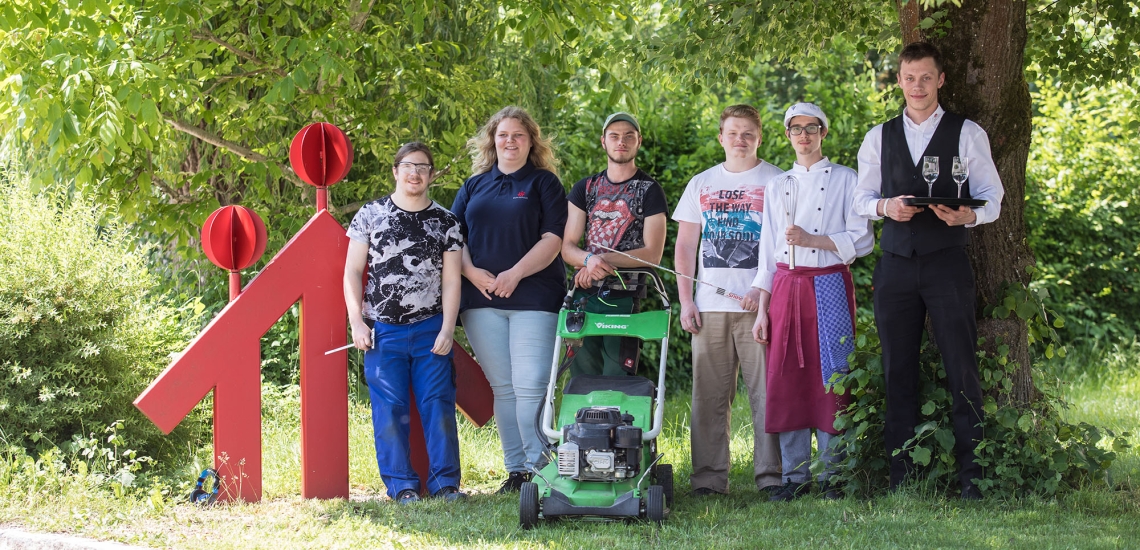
[201, 205, 268, 300]
[289, 122, 354, 211]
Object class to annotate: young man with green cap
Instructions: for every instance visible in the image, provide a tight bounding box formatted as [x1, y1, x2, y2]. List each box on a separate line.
[562, 112, 669, 376]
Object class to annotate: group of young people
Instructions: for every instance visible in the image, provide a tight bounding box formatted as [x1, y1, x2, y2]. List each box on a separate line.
[342, 41, 1004, 505]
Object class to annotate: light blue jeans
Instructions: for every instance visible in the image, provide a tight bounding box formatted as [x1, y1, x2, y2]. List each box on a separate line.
[461, 308, 558, 473]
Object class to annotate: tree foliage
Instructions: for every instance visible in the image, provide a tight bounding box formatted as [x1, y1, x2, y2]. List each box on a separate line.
[831, 317, 1129, 498]
[2, 0, 1138, 493]
[0, 0, 620, 245]
[1026, 77, 1140, 343]
[1028, 0, 1140, 86]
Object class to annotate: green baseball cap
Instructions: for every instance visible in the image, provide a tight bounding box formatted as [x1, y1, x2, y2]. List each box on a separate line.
[603, 112, 640, 133]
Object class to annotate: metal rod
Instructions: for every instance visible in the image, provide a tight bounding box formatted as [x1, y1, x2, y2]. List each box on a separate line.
[327, 325, 374, 355]
[324, 343, 356, 355]
[592, 244, 745, 302]
[781, 175, 798, 270]
[228, 270, 241, 301]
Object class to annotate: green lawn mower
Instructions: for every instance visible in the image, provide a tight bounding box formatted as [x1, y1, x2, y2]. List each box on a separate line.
[520, 269, 674, 528]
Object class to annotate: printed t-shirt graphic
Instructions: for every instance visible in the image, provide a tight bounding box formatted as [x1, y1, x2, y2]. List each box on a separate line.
[700, 185, 765, 269]
[671, 161, 783, 312]
[346, 196, 464, 325]
[579, 170, 663, 254]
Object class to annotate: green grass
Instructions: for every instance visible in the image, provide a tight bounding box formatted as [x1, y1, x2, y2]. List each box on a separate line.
[1049, 340, 1140, 487]
[3, 347, 1139, 549]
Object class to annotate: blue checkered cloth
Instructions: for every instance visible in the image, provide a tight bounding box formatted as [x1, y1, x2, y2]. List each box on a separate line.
[814, 272, 854, 386]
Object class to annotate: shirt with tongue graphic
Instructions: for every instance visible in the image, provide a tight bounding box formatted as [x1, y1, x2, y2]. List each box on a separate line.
[577, 169, 666, 254]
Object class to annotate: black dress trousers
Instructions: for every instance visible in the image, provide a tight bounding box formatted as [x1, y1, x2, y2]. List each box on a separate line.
[873, 246, 984, 490]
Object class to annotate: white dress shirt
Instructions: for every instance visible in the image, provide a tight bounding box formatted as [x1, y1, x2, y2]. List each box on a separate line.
[752, 158, 874, 292]
[853, 105, 1004, 227]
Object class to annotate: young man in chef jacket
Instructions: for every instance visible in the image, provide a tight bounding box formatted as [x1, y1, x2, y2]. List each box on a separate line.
[750, 102, 873, 501]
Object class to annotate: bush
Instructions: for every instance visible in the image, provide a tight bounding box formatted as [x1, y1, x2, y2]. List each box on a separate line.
[0, 170, 204, 460]
[829, 301, 1130, 498]
[1026, 77, 1140, 345]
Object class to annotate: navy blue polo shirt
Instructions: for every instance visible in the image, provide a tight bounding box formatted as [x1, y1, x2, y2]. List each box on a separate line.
[451, 162, 568, 313]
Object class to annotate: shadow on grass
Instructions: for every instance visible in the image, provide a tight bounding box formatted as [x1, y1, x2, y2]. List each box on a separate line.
[280, 486, 1139, 549]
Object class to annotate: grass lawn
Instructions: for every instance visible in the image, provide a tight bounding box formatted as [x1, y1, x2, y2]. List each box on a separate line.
[3, 349, 1138, 549]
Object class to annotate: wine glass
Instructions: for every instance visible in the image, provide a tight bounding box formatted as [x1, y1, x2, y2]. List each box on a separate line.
[922, 156, 939, 197]
[952, 156, 969, 198]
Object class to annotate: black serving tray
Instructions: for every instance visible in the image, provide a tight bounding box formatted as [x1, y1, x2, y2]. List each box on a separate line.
[901, 197, 988, 207]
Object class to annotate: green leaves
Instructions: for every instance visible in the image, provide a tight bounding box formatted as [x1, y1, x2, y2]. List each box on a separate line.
[910, 446, 932, 466]
[921, 400, 936, 415]
[1028, 0, 1140, 88]
[1026, 76, 1140, 345]
[825, 310, 1123, 498]
[0, 175, 205, 457]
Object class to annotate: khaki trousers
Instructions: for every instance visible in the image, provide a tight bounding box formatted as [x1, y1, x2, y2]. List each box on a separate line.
[689, 311, 782, 492]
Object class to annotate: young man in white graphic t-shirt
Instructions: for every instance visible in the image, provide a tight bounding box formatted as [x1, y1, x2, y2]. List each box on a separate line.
[672, 104, 784, 496]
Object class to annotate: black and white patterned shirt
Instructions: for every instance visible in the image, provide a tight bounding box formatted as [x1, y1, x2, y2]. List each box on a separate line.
[347, 196, 464, 325]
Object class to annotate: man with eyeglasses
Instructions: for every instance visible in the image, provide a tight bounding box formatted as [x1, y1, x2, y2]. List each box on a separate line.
[853, 42, 1004, 500]
[750, 102, 873, 501]
[672, 104, 784, 497]
[344, 142, 467, 504]
[562, 112, 668, 376]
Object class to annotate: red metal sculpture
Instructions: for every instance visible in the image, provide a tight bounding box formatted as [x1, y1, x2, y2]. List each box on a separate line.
[289, 122, 354, 211]
[134, 123, 494, 503]
[201, 205, 267, 301]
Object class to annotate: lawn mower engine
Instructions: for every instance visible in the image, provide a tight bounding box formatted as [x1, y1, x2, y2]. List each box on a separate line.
[557, 406, 642, 482]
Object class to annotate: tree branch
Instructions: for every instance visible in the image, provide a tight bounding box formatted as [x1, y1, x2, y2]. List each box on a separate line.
[163, 115, 305, 188]
[191, 30, 288, 78]
[347, 0, 378, 33]
[335, 200, 366, 215]
[152, 175, 195, 204]
[201, 68, 277, 96]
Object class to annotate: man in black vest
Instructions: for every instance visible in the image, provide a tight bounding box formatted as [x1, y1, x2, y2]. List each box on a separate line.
[853, 42, 1005, 499]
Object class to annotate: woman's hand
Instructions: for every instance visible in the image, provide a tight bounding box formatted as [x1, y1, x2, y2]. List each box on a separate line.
[465, 267, 497, 300]
[488, 267, 522, 298]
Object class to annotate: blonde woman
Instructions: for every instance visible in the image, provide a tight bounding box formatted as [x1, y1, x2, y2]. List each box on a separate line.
[451, 107, 567, 493]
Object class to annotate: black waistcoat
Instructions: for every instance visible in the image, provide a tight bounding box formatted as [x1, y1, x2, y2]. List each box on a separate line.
[880, 111, 971, 257]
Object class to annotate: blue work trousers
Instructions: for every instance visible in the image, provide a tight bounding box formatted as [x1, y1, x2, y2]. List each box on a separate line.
[365, 314, 461, 498]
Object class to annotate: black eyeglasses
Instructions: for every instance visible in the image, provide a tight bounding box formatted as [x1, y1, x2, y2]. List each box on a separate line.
[396, 162, 433, 175]
[788, 125, 823, 136]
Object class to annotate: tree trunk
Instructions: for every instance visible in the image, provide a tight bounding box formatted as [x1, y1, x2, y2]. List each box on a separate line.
[896, 0, 1038, 404]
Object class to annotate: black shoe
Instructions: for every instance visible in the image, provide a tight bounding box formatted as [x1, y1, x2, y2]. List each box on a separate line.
[496, 471, 532, 495]
[819, 480, 843, 500]
[394, 488, 420, 505]
[691, 487, 724, 497]
[961, 484, 983, 501]
[435, 486, 468, 502]
[768, 479, 810, 502]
